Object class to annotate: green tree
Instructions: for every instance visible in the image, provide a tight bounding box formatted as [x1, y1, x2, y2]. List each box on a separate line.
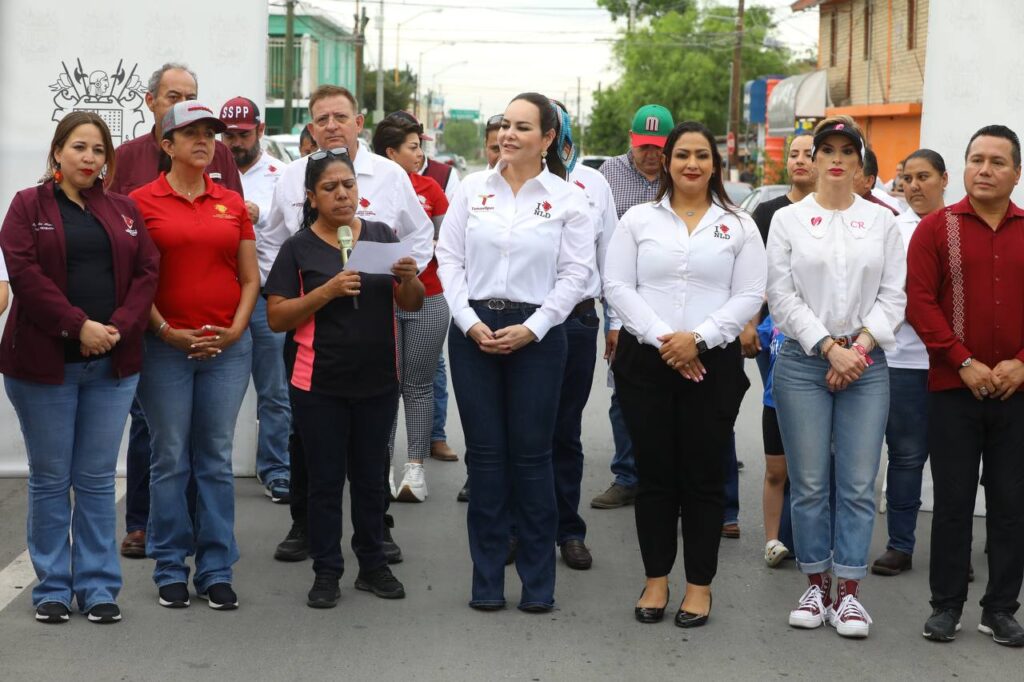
[584, 3, 804, 155]
[362, 68, 418, 124]
[597, 0, 694, 21]
[441, 120, 481, 160]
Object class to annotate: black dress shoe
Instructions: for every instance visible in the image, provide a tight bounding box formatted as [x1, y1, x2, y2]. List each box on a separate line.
[635, 587, 670, 624]
[560, 539, 593, 570]
[871, 548, 912, 576]
[675, 594, 712, 628]
[979, 611, 1024, 647]
[457, 481, 469, 503]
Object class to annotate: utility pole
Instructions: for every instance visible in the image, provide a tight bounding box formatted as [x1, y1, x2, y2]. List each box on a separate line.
[375, 0, 385, 124]
[628, 0, 638, 32]
[354, 2, 368, 109]
[283, 0, 296, 132]
[728, 0, 745, 174]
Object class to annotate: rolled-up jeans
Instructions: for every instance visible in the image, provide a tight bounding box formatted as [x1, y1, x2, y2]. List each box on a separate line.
[772, 339, 889, 580]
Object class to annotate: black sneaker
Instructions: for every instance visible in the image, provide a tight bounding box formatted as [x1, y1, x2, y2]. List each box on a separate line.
[274, 522, 309, 562]
[35, 602, 70, 624]
[383, 514, 403, 564]
[457, 480, 469, 503]
[979, 611, 1024, 647]
[86, 603, 122, 624]
[922, 607, 961, 642]
[158, 583, 191, 609]
[265, 478, 291, 504]
[307, 573, 341, 609]
[198, 583, 238, 610]
[355, 565, 406, 599]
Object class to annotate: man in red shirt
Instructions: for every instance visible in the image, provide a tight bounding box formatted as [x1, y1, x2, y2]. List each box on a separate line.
[907, 124, 1024, 647]
[111, 63, 244, 561]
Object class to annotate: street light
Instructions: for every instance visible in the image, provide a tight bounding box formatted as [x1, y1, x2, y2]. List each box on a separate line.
[395, 8, 443, 86]
[415, 42, 454, 121]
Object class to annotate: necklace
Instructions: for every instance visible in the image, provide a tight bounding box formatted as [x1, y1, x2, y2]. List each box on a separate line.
[168, 175, 204, 198]
[685, 210, 696, 217]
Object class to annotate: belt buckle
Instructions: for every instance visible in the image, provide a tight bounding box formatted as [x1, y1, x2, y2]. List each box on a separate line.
[487, 299, 506, 311]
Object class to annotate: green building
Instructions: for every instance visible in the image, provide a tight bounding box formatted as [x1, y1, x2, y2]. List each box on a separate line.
[266, 8, 358, 134]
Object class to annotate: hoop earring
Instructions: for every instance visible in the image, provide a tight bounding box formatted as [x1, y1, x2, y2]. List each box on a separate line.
[53, 161, 63, 184]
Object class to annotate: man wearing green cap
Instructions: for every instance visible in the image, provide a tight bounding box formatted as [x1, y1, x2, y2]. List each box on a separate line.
[592, 103, 674, 510]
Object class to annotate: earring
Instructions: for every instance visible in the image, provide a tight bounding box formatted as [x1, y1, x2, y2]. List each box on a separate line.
[100, 164, 108, 179]
[541, 150, 548, 159]
[53, 161, 63, 184]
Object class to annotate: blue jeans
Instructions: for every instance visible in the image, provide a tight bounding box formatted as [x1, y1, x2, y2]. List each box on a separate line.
[431, 354, 448, 442]
[4, 359, 137, 610]
[723, 433, 740, 525]
[124, 398, 151, 533]
[249, 295, 291, 483]
[448, 306, 566, 609]
[772, 340, 889, 580]
[884, 368, 930, 555]
[553, 308, 599, 544]
[606, 315, 637, 489]
[137, 332, 252, 591]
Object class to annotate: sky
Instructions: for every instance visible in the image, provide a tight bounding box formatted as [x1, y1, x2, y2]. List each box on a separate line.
[279, 0, 819, 122]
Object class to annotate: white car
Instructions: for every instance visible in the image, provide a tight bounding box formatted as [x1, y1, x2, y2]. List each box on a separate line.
[263, 134, 301, 162]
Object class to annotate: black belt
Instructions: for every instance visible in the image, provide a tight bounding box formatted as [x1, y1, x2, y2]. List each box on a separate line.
[571, 298, 596, 317]
[470, 299, 538, 311]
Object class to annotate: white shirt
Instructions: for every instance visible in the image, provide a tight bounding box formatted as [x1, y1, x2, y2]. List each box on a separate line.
[262, 148, 434, 272]
[603, 197, 766, 349]
[766, 193, 906, 354]
[240, 151, 284, 285]
[436, 162, 594, 341]
[0, 249, 7, 281]
[568, 164, 617, 301]
[887, 208, 929, 369]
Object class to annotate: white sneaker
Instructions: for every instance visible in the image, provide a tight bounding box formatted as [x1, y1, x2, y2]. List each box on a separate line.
[397, 462, 427, 502]
[829, 594, 872, 638]
[788, 585, 829, 629]
[388, 466, 397, 501]
[764, 540, 789, 567]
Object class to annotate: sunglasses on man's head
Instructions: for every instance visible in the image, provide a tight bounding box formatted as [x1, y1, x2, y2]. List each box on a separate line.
[487, 114, 504, 127]
[309, 147, 350, 161]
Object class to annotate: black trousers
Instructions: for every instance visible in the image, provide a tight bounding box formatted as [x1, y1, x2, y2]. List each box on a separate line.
[929, 390, 1024, 613]
[289, 387, 399, 577]
[613, 333, 748, 584]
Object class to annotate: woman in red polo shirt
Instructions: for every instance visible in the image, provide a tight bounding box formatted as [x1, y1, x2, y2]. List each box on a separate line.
[129, 101, 259, 612]
[371, 117, 450, 503]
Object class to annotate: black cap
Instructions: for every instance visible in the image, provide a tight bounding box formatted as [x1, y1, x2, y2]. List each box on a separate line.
[812, 121, 865, 161]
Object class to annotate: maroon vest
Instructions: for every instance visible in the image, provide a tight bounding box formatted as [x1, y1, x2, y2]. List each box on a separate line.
[423, 159, 452, 191]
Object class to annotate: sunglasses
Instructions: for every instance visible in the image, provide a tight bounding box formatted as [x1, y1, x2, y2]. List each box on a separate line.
[486, 114, 504, 127]
[309, 146, 350, 161]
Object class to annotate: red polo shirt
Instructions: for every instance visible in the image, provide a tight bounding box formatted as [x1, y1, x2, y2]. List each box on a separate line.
[906, 195, 1024, 391]
[409, 172, 448, 296]
[130, 173, 255, 329]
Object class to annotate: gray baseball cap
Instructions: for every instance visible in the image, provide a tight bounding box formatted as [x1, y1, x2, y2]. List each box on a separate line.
[161, 101, 227, 138]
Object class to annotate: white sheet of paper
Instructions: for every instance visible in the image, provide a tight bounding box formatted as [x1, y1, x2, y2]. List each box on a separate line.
[343, 239, 413, 275]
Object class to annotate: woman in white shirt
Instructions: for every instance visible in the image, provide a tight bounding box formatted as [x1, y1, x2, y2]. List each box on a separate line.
[0, 251, 8, 315]
[436, 92, 593, 613]
[871, 149, 947, 577]
[767, 116, 906, 639]
[604, 121, 766, 628]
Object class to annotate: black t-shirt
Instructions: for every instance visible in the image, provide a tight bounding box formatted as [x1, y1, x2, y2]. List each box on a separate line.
[57, 186, 116, 363]
[751, 193, 792, 246]
[264, 220, 399, 399]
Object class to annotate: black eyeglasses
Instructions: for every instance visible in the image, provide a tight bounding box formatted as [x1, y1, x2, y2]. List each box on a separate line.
[486, 114, 504, 127]
[309, 147, 350, 161]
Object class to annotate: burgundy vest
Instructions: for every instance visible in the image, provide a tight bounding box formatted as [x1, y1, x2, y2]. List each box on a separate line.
[423, 159, 452, 191]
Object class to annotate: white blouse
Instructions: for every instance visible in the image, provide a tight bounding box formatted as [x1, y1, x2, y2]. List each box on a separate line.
[766, 193, 906, 355]
[0, 249, 7, 282]
[436, 162, 594, 341]
[887, 208, 928, 369]
[603, 196, 767, 349]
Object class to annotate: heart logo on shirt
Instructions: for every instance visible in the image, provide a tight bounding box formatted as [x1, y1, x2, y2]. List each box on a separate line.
[542, 201, 552, 211]
[811, 216, 822, 226]
[359, 197, 370, 208]
[719, 225, 729, 233]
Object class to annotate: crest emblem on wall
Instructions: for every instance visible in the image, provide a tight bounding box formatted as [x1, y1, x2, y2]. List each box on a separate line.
[49, 58, 148, 145]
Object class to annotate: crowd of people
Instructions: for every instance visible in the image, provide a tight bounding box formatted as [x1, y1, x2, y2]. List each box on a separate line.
[1, 62, 1022, 649]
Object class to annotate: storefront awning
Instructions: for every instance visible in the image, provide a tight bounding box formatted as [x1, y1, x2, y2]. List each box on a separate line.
[767, 70, 831, 137]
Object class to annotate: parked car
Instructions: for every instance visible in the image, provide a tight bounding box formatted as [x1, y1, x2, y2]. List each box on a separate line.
[580, 155, 609, 170]
[739, 184, 789, 214]
[433, 153, 457, 167]
[263, 134, 300, 162]
[723, 181, 753, 206]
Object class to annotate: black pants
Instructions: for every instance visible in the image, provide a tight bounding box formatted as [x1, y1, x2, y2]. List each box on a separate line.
[929, 390, 1024, 613]
[289, 387, 399, 577]
[613, 333, 748, 584]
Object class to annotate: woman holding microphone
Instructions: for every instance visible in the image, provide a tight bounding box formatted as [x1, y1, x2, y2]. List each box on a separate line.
[604, 121, 766, 628]
[436, 92, 593, 612]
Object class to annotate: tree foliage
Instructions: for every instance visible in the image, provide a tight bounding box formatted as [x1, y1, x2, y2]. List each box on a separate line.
[584, 3, 805, 155]
[597, 0, 695, 21]
[441, 120, 481, 160]
[362, 68, 417, 123]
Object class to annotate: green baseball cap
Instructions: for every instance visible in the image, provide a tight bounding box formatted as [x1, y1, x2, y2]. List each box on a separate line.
[630, 104, 674, 148]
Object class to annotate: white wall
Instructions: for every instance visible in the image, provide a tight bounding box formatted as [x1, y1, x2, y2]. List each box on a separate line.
[0, 0, 267, 476]
[920, 0, 1024, 204]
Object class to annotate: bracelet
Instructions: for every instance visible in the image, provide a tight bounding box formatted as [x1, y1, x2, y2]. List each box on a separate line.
[851, 342, 874, 366]
[156, 321, 169, 338]
[820, 338, 836, 359]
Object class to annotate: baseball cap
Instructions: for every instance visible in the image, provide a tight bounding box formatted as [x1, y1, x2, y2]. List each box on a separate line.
[385, 110, 433, 141]
[812, 120, 865, 160]
[630, 104, 674, 148]
[161, 101, 226, 137]
[219, 96, 261, 131]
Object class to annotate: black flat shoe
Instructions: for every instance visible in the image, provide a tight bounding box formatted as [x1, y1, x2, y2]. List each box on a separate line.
[675, 594, 712, 628]
[635, 587, 670, 624]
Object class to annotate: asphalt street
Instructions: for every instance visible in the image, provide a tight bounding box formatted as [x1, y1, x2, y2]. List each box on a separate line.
[0, 342, 1017, 681]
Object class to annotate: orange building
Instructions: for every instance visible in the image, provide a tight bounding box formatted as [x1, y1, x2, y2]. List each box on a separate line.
[791, 0, 928, 182]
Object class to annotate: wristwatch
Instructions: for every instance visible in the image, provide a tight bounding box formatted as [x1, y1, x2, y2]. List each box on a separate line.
[960, 357, 973, 368]
[692, 331, 709, 355]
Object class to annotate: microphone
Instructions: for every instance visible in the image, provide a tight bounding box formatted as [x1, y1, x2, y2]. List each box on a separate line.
[337, 224, 358, 309]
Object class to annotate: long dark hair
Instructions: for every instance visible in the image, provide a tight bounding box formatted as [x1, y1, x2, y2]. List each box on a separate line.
[508, 92, 567, 180]
[44, 111, 117, 188]
[655, 121, 736, 213]
[301, 150, 356, 229]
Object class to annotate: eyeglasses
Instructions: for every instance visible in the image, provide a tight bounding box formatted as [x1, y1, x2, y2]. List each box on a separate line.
[309, 147, 350, 161]
[486, 114, 504, 127]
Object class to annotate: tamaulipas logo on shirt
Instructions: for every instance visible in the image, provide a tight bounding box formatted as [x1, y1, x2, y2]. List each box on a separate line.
[472, 194, 496, 212]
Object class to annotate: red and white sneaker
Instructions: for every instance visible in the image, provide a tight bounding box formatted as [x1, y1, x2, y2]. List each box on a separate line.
[829, 594, 872, 638]
[789, 585, 831, 629]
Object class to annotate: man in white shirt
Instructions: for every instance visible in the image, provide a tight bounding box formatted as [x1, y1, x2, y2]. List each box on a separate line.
[219, 96, 291, 503]
[266, 84, 433, 566]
